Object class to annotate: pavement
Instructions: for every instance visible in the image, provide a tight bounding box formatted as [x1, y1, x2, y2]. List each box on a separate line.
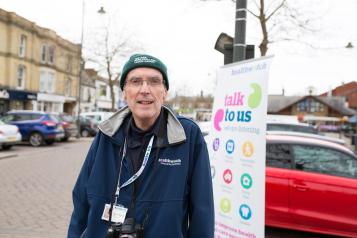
[0, 138, 93, 238]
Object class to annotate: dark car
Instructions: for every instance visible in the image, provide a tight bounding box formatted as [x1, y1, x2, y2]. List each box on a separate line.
[1, 110, 65, 146]
[51, 113, 78, 141]
[79, 116, 98, 137]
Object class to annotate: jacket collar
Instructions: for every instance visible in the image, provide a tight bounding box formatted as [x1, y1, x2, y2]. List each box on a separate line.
[98, 105, 186, 145]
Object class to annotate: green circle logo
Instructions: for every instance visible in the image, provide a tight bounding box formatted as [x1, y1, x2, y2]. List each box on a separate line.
[220, 198, 231, 213]
[241, 173, 253, 189]
[248, 83, 262, 109]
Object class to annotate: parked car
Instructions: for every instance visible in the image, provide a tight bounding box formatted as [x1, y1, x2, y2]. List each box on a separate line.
[266, 130, 346, 145]
[51, 112, 78, 141]
[266, 134, 357, 237]
[1, 110, 65, 146]
[79, 116, 98, 137]
[80, 111, 113, 125]
[0, 119, 22, 150]
[267, 121, 318, 134]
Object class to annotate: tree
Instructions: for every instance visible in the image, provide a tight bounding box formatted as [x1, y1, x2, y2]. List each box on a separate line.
[247, 0, 316, 56]
[86, 23, 142, 111]
[202, 0, 318, 56]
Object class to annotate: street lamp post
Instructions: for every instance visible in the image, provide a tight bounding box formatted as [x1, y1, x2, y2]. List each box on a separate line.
[76, 0, 86, 138]
[233, 0, 247, 62]
[76, 1, 106, 138]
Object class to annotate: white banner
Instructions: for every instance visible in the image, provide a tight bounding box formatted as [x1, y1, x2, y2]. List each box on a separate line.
[209, 56, 273, 238]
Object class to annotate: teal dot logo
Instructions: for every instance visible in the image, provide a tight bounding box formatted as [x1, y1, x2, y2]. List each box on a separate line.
[248, 83, 262, 109]
[240, 173, 253, 189]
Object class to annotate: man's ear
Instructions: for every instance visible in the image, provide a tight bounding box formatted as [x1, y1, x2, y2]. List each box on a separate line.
[123, 90, 127, 101]
[163, 89, 168, 101]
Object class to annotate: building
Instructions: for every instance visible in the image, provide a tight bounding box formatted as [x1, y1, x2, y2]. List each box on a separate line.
[320, 81, 357, 110]
[80, 69, 97, 112]
[0, 8, 80, 115]
[84, 68, 122, 112]
[268, 95, 356, 126]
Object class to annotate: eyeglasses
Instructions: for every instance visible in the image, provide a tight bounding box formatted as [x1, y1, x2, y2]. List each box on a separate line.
[125, 77, 164, 88]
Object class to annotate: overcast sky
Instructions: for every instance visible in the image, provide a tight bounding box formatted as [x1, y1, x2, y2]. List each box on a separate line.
[1, 0, 356, 98]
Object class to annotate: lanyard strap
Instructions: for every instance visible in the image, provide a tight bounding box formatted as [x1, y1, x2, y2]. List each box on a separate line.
[114, 135, 155, 204]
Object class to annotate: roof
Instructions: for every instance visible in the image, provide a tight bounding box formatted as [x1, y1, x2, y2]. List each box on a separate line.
[267, 134, 354, 156]
[268, 95, 357, 116]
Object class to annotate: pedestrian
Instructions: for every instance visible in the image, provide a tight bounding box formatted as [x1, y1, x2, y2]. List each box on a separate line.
[67, 53, 214, 238]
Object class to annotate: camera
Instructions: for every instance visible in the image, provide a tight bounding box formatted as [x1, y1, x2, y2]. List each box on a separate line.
[107, 218, 144, 238]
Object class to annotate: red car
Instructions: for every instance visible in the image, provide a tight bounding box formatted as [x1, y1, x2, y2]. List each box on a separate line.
[266, 134, 357, 237]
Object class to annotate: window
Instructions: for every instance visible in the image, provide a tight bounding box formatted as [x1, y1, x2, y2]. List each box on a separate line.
[297, 99, 324, 113]
[266, 143, 292, 169]
[99, 85, 107, 97]
[65, 78, 72, 96]
[66, 55, 73, 73]
[41, 45, 47, 63]
[17, 114, 33, 121]
[47, 72, 55, 93]
[1, 114, 15, 123]
[293, 145, 357, 179]
[19, 34, 27, 57]
[48, 46, 55, 64]
[40, 71, 47, 92]
[17, 65, 26, 89]
[39, 71, 56, 93]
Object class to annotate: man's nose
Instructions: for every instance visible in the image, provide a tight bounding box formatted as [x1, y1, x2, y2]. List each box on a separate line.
[139, 81, 150, 93]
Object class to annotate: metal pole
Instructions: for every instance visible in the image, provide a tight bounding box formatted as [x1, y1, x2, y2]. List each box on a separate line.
[76, 0, 85, 138]
[233, 0, 247, 62]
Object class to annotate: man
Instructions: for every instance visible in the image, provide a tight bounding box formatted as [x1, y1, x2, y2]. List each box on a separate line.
[68, 54, 214, 238]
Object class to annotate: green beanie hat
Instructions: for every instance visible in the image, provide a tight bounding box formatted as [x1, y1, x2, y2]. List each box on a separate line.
[120, 54, 169, 90]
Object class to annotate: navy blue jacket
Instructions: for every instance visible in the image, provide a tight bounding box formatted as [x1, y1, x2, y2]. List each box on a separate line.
[67, 106, 214, 238]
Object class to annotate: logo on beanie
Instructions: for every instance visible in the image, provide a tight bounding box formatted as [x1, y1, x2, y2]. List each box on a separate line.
[134, 56, 156, 64]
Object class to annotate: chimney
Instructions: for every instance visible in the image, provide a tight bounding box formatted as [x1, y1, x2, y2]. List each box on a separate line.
[327, 86, 332, 97]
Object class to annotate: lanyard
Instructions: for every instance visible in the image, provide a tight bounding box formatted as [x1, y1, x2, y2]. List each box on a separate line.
[114, 135, 155, 205]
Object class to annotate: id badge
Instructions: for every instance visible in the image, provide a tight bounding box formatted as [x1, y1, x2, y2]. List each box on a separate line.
[101, 204, 111, 221]
[101, 204, 128, 223]
[111, 205, 128, 223]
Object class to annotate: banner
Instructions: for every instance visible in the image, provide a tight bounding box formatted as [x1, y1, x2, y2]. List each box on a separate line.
[209, 56, 273, 238]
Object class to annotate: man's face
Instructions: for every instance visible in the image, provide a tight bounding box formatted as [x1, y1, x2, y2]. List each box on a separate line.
[123, 67, 167, 129]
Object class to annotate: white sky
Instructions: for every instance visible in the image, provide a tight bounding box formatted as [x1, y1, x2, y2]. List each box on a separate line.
[1, 0, 356, 98]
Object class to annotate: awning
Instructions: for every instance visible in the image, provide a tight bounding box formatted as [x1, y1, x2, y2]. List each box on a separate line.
[1, 89, 37, 100]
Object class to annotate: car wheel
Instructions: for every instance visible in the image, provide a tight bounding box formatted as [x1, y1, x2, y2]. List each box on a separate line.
[45, 139, 55, 145]
[61, 137, 69, 142]
[2, 145, 13, 150]
[29, 132, 44, 147]
[81, 129, 89, 137]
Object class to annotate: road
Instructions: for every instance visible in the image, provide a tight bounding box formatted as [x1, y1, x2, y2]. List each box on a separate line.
[0, 138, 340, 238]
[0, 139, 91, 238]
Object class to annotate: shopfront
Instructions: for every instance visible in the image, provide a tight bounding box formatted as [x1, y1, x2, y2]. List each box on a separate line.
[36, 93, 65, 113]
[0, 89, 37, 115]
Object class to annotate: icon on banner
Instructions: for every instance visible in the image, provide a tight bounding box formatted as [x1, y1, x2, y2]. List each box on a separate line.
[242, 141, 254, 157]
[248, 83, 262, 109]
[226, 139, 235, 154]
[214, 109, 224, 131]
[211, 165, 216, 179]
[220, 198, 231, 213]
[241, 173, 253, 189]
[239, 204, 252, 220]
[223, 169, 233, 184]
[213, 138, 220, 151]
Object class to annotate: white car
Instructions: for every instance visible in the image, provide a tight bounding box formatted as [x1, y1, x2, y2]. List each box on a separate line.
[80, 111, 114, 124]
[0, 120, 22, 150]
